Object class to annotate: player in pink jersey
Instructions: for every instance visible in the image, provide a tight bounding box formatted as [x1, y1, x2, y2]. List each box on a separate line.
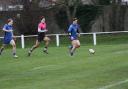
[28, 16, 50, 56]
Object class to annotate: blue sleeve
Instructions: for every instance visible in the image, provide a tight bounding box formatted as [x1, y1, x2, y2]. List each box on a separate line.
[77, 24, 80, 33]
[77, 24, 80, 29]
[3, 24, 8, 30]
[68, 25, 72, 33]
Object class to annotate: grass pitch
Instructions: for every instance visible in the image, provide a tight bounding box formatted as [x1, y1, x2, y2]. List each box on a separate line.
[0, 44, 128, 89]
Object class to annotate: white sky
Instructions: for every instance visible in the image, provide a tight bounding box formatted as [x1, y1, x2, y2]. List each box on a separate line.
[122, 0, 128, 2]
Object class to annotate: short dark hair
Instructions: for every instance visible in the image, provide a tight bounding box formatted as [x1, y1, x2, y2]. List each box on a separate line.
[40, 16, 45, 20]
[72, 18, 78, 21]
[7, 18, 13, 23]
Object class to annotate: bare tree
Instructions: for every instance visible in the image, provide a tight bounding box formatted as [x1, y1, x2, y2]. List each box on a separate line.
[64, 0, 82, 23]
[91, 0, 127, 32]
[53, 0, 82, 23]
[90, 0, 99, 5]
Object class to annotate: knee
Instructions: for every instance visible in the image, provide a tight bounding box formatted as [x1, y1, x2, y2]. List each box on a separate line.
[13, 44, 16, 48]
[44, 37, 50, 42]
[34, 44, 39, 48]
[76, 44, 80, 48]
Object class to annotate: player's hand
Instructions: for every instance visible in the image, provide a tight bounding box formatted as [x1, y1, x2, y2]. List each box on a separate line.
[78, 33, 80, 37]
[9, 30, 13, 32]
[39, 29, 48, 32]
[13, 36, 16, 41]
[5, 30, 13, 32]
[68, 33, 71, 36]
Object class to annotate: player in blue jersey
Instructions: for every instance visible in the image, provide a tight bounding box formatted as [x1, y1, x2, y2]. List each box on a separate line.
[0, 19, 18, 58]
[68, 18, 80, 56]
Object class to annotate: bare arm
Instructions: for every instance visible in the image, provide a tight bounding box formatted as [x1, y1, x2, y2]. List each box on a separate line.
[3, 28, 13, 32]
[11, 31, 14, 37]
[77, 28, 80, 37]
[77, 25, 81, 37]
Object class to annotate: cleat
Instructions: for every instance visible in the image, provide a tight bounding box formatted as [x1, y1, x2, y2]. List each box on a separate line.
[28, 51, 31, 56]
[43, 47, 48, 54]
[13, 55, 18, 58]
[70, 52, 74, 56]
[0, 48, 4, 55]
[43, 50, 48, 54]
[68, 46, 73, 56]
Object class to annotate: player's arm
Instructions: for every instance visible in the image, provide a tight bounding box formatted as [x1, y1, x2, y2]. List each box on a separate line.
[38, 27, 42, 32]
[77, 25, 80, 37]
[68, 25, 72, 36]
[38, 28, 47, 32]
[11, 31, 14, 37]
[77, 29, 80, 37]
[3, 28, 13, 32]
[3, 29, 13, 32]
[11, 30, 17, 41]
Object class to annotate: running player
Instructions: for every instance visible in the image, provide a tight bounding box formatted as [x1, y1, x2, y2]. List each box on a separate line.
[0, 18, 18, 58]
[28, 16, 50, 56]
[68, 18, 80, 56]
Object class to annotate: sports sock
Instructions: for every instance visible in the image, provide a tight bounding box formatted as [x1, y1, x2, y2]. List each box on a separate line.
[44, 47, 48, 50]
[13, 49, 16, 56]
[30, 46, 36, 52]
[0, 47, 4, 54]
[0, 47, 4, 52]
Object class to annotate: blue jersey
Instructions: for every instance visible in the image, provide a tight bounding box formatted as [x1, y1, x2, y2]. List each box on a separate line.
[3, 24, 13, 39]
[68, 24, 80, 40]
[3, 24, 13, 44]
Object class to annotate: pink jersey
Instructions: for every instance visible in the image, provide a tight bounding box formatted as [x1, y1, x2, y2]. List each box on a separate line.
[38, 22, 47, 32]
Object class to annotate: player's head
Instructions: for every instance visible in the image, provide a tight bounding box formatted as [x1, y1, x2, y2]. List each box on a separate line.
[72, 18, 78, 24]
[7, 18, 13, 25]
[40, 16, 45, 23]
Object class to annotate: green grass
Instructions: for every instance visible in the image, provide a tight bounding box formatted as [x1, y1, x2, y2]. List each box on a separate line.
[0, 44, 128, 89]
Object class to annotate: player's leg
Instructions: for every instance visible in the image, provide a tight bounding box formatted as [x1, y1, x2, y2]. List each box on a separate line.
[76, 40, 80, 48]
[43, 36, 50, 54]
[68, 36, 73, 55]
[0, 44, 6, 55]
[68, 44, 73, 53]
[28, 33, 42, 56]
[28, 40, 40, 56]
[70, 40, 80, 56]
[10, 39, 18, 58]
[0, 38, 9, 55]
[70, 40, 77, 56]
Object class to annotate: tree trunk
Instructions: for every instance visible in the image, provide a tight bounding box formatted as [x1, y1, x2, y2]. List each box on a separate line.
[64, 0, 81, 24]
[91, 5, 127, 32]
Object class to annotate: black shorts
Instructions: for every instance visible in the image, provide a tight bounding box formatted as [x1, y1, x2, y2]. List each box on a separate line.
[37, 32, 45, 42]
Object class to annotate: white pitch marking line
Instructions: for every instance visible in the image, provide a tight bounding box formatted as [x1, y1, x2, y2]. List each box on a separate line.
[32, 65, 56, 70]
[98, 79, 128, 89]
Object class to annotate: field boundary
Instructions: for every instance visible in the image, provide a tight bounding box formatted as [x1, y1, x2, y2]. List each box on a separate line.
[1, 31, 128, 48]
[98, 79, 128, 89]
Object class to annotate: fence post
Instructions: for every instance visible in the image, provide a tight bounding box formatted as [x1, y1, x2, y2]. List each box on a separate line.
[56, 34, 59, 47]
[93, 33, 97, 46]
[21, 34, 25, 49]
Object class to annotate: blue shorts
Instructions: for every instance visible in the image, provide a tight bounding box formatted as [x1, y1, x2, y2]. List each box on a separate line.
[3, 38, 12, 44]
[69, 36, 77, 41]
